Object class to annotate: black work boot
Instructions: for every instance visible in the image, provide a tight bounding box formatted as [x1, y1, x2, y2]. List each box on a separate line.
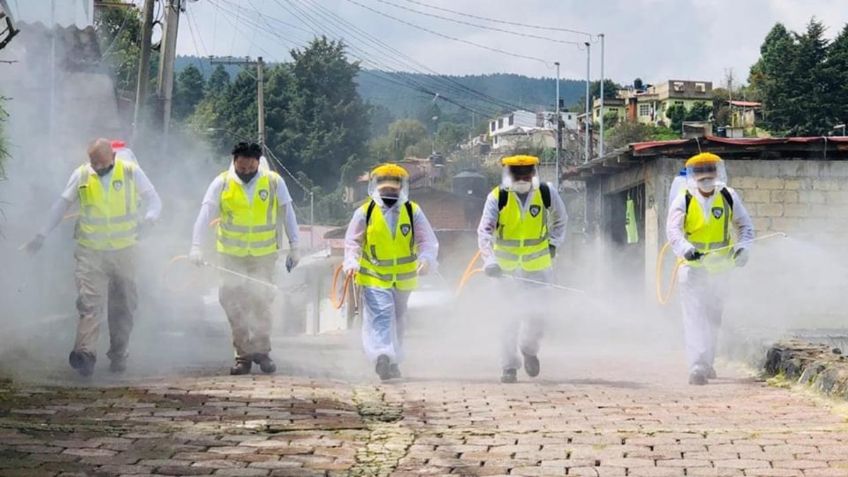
[688, 370, 708, 385]
[69, 350, 95, 377]
[230, 358, 252, 375]
[388, 364, 402, 380]
[501, 368, 518, 384]
[109, 357, 127, 374]
[253, 354, 277, 374]
[375, 355, 391, 381]
[522, 352, 540, 378]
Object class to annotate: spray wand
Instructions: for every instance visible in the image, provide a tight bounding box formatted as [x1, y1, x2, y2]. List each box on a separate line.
[655, 232, 788, 305]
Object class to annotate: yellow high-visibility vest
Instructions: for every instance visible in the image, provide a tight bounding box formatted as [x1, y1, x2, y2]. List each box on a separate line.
[356, 200, 419, 291]
[684, 189, 735, 272]
[493, 186, 552, 272]
[216, 170, 280, 257]
[76, 159, 139, 251]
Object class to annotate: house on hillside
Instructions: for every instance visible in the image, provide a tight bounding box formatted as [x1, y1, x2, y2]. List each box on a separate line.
[594, 80, 713, 127]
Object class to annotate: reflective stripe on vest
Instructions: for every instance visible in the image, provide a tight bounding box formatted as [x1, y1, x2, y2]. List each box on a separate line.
[75, 159, 139, 251]
[493, 186, 551, 272]
[684, 190, 734, 273]
[355, 200, 419, 291]
[216, 170, 280, 257]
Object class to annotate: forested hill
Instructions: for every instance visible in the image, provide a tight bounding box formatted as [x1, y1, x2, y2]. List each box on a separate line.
[175, 56, 587, 120]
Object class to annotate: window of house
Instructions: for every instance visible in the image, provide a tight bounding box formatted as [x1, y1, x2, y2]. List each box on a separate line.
[673, 81, 685, 92]
[610, 108, 618, 113]
[498, 118, 504, 128]
[675, 101, 684, 106]
[508, 114, 514, 126]
[639, 104, 651, 116]
[695, 82, 706, 93]
[490, 122, 495, 132]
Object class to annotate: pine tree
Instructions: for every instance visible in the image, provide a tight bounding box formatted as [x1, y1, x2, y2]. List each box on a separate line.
[749, 23, 797, 134]
[793, 19, 830, 135]
[173, 64, 205, 120]
[826, 24, 848, 130]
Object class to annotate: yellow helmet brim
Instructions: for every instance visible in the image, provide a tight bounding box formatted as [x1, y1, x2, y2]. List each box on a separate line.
[501, 155, 540, 167]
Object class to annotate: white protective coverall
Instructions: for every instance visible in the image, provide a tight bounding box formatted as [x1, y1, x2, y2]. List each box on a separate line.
[477, 184, 568, 370]
[666, 187, 754, 376]
[343, 199, 439, 365]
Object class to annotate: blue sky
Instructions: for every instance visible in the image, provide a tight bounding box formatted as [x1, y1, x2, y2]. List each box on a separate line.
[166, 0, 848, 84]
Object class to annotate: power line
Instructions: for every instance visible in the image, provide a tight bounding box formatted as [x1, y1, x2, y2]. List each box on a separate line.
[185, 9, 208, 74]
[296, 0, 526, 113]
[276, 0, 506, 116]
[343, 0, 550, 66]
[372, 0, 583, 46]
[401, 0, 594, 37]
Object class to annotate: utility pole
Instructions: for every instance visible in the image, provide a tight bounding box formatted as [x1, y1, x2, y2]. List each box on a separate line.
[584, 41, 591, 163]
[211, 56, 266, 146]
[598, 33, 605, 158]
[554, 61, 561, 189]
[256, 57, 265, 147]
[132, 0, 155, 143]
[157, 0, 182, 148]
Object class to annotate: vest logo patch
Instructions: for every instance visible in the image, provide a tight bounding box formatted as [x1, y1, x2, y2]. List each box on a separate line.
[259, 190, 269, 201]
[529, 205, 541, 217]
[113, 180, 123, 191]
[400, 224, 411, 236]
[712, 207, 724, 219]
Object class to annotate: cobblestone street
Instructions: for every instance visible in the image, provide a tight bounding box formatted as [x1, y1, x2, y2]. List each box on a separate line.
[1, 319, 848, 477]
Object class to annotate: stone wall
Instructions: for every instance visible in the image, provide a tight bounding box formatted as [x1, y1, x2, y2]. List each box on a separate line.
[726, 160, 848, 243]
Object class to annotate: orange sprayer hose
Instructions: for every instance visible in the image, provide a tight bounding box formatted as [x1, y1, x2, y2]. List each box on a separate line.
[655, 242, 683, 305]
[455, 250, 483, 296]
[330, 264, 354, 310]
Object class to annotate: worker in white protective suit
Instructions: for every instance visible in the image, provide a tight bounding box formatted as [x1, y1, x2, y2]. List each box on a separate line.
[343, 164, 439, 381]
[666, 152, 754, 385]
[477, 155, 567, 384]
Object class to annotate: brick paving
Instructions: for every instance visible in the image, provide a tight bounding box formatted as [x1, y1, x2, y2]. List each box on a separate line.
[1, 329, 848, 477]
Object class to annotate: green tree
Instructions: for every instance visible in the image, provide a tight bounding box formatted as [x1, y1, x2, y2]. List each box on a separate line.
[749, 23, 798, 134]
[828, 24, 848, 128]
[370, 119, 429, 163]
[666, 104, 687, 132]
[95, 6, 144, 93]
[274, 37, 370, 190]
[793, 19, 830, 135]
[206, 64, 232, 98]
[685, 101, 712, 122]
[173, 64, 205, 120]
[435, 122, 469, 153]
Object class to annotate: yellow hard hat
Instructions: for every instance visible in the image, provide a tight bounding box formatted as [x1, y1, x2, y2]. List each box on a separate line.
[501, 155, 540, 167]
[685, 152, 722, 167]
[371, 163, 409, 178]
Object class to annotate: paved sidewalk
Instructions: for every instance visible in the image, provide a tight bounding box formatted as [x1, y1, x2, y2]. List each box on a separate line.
[1, 328, 848, 477]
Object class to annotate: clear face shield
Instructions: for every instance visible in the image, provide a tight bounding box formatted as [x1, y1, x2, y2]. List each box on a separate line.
[686, 161, 727, 195]
[502, 164, 540, 193]
[369, 174, 409, 207]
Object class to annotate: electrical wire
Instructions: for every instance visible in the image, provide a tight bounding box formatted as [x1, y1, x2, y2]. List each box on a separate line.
[373, 0, 583, 46]
[290, 0, 522, 115]
[342, 0, 551, 66]
[400, 0, 594, 36]
[185, 9, 208, 74]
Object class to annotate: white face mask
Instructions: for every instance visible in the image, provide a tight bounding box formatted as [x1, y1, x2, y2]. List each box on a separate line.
[697, 177, 717, 192]
[511, 180, 532, 194]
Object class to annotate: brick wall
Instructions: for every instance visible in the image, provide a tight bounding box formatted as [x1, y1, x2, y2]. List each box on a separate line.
[726, 160, 848, 242]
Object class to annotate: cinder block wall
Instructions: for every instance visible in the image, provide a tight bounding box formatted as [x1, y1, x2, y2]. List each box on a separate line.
[726, 161, 848, 242]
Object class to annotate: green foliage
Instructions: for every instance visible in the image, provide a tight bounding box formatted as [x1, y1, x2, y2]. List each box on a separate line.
[749, 19, 848, 135]
[95, 6, 146, 93]
[369, 119, 430, 163]
[206, 64, 231, 98]
[435, 122, 470, 154]
[606, 123, 678, 150]
[174, 64, 205, 120]
[666, 104, 687, 132]
[573, 79, 622, 111]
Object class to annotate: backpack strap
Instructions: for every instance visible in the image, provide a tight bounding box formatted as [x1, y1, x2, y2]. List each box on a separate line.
[365, 199, 376, 226]
[539, 183, 551, 209]
[497, 187, 508, 211]
[405, 201, 415, 245]
[498, 184, 552, 210]
[720, 187, 734, 210]
[685, 190, 692, 212]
